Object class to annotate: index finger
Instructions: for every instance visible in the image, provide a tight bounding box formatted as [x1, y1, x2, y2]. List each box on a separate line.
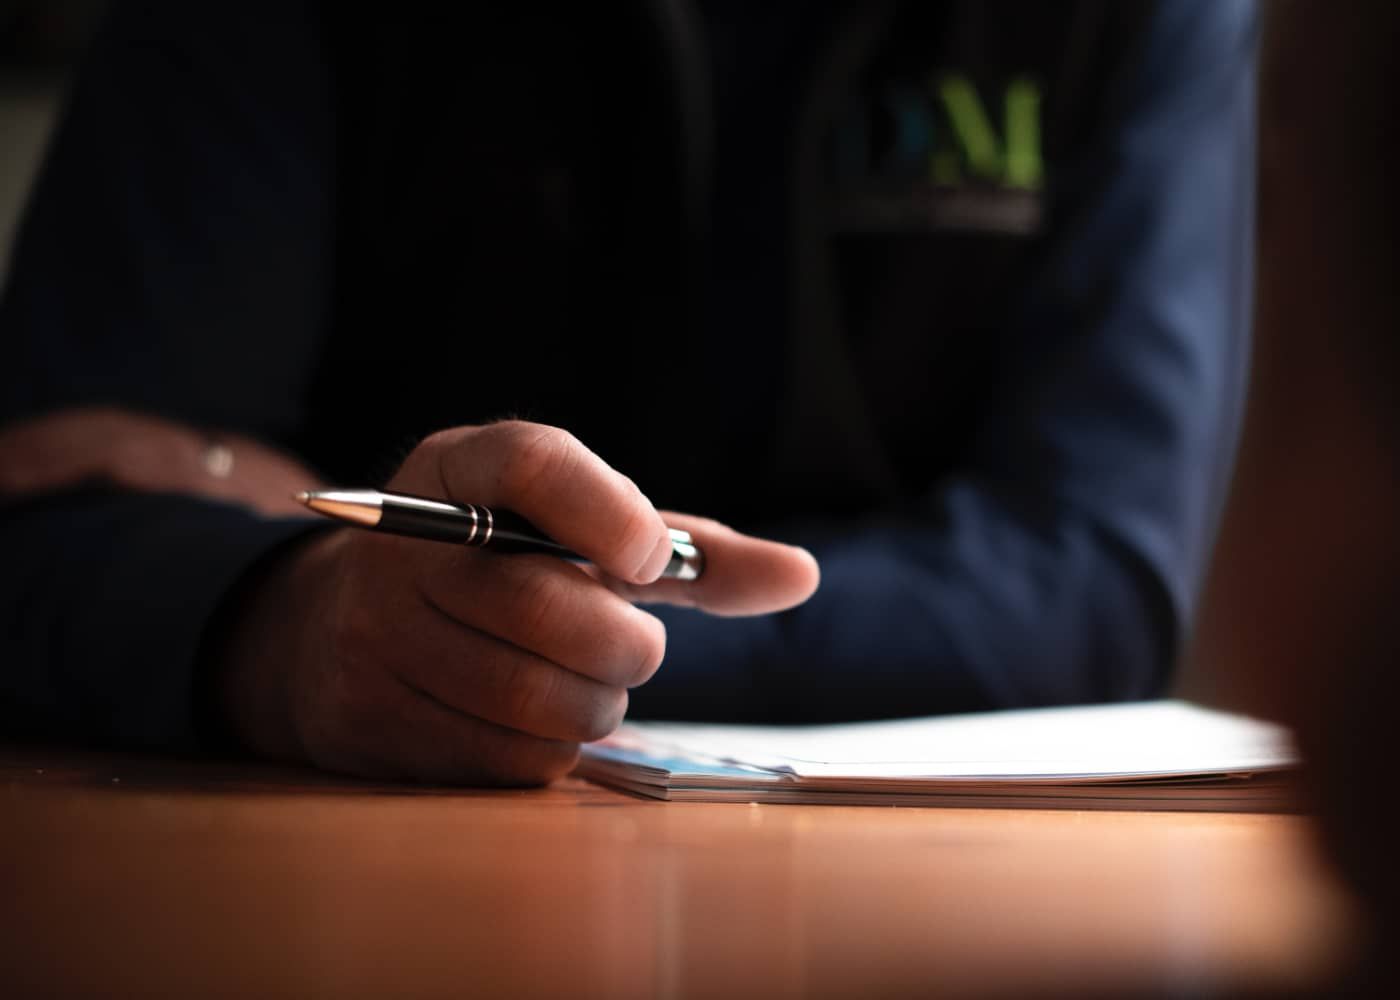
[392, 421, 673, 584]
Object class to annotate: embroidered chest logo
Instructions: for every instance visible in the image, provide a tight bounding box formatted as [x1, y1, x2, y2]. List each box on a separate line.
[831, 73, 1045, 235]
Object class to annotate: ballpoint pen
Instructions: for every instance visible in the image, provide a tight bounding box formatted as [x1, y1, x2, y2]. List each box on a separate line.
[295, 488, 704, 581]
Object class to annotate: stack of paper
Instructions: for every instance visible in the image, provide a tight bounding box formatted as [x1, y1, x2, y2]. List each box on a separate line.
[576, 701, 1298, 811]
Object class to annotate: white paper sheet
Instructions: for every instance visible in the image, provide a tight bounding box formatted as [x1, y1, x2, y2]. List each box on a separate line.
[576, 701, 1298, 809]
[616, 701, 1294, 781]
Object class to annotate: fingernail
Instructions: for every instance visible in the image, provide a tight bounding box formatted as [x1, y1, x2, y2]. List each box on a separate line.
[638, 530, 674, 583]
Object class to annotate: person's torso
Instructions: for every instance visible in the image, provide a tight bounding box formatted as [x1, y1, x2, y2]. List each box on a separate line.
[307, 1, 1149, 526]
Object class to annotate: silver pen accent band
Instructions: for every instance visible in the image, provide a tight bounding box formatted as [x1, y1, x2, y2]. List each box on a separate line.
[665, 529, 703, 581]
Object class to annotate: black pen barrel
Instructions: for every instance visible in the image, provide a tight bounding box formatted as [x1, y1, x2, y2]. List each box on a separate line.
[377, 499, 577, 558]
[478, 508, 578, 558]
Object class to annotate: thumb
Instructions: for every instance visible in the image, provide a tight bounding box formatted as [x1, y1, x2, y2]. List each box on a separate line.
[596, 513, 820, 617]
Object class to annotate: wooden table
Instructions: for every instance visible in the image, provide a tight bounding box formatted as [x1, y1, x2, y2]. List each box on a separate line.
[0, 749, 1357, 999]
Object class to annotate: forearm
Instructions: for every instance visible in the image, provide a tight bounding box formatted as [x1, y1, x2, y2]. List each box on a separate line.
[0, 490, 318, 750]
[631, 490, 1170, 723]
[0, 407, 323, 516]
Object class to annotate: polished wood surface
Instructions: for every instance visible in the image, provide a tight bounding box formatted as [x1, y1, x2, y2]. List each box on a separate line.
[0, 749, 1355, 999]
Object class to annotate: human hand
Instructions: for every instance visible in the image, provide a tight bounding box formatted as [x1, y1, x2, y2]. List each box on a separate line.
[214, 421, 818, 785]
[0, 406, 322, 516]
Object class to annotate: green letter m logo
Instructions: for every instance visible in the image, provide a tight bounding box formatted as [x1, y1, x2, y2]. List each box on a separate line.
[934, 75, 1043, 189]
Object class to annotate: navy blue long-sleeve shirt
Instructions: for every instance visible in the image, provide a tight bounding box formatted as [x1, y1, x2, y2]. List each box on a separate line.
[0, 1, 1257, 747]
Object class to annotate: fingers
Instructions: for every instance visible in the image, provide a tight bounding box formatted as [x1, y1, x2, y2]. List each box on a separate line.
[600, 513, 820, 617]
[381, 595, 630, 743]
[420, 550, 666, 688]
[390, 699, 581, 787]
[392, 422, 673, 584]
[316, 671, 582, 787]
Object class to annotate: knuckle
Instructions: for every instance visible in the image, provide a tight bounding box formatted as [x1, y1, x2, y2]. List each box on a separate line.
[420, 426, 474, 454]
[614, 503, 661, 575]
[513, 569, 571, 644]
[495, 423, 579, 503]
[397, 427, 470, 494]
[412, 428, 461, 470]
[508, 662, 560, 730]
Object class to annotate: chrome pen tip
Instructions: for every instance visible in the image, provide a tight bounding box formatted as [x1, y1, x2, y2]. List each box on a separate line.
[294, 490, 313, 505]
[296, 489, 385, 527]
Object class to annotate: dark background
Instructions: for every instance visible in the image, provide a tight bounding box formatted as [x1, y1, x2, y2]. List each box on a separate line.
[4, 2, 1398, 978]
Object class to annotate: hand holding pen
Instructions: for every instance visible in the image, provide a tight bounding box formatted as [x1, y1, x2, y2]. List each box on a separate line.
[211, 421, 820, 786]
